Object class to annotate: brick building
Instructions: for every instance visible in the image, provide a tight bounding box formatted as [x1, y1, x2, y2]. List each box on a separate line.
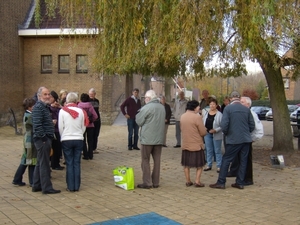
[1, 0, 149, 126]
[0, 0, 32, 125]
[2, 1, 297, 127]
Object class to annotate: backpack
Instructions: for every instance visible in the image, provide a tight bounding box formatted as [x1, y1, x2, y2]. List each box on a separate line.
[84, 108, 93, 124]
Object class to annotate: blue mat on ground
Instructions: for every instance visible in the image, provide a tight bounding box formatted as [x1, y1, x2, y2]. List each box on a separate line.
[89, 212, 182, 225]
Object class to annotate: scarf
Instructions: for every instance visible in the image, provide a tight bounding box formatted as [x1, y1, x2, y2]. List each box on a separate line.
[62, 103, 89, 126]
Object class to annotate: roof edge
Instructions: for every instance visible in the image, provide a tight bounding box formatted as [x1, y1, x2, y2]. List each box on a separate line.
[18, 28, 99, 36]
[21, 0, 36, 29]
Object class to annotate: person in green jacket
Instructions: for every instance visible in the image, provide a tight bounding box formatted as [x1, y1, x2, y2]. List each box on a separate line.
[136, 90, 165, 189]
[12, 98, 37, 186]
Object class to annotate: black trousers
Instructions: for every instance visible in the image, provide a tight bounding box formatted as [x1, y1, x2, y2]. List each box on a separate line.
[51, 132, 62, 169]
[93, 119, 101, 150]
[83, 127, 95, 159]
[13, 164, 35, 186]
[33, 138, 54, 191]
[228, 143, 253, 182]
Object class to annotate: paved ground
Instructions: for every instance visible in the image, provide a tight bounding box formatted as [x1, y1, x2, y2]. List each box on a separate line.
[1, 120, 300, 225]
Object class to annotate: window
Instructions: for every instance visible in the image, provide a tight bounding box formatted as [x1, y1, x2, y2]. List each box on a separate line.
[58, 55, 70, 73]
[41, 55, 52, 73]
[283, 77, 290, 89]
[76, 55, 88, 73]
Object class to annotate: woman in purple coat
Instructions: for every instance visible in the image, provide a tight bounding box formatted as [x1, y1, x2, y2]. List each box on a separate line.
[78, 93, 98, 160]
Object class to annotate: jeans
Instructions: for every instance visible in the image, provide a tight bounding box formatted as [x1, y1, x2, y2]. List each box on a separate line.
[13, 164, 35, 186]
[204, 133, 222, 168]
[217, 143, 250, 186]
[127, 118, 139, 148]
[62, 140, 83, 191]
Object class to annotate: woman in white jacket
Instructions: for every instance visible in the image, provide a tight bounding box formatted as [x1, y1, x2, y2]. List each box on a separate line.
[202, 99, 223, 172]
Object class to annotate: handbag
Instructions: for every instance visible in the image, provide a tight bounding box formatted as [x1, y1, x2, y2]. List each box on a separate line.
[113, 166, 134, 190]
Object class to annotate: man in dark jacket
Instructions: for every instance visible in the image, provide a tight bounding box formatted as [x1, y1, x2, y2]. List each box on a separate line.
[120, 88, 142, 150]
[32, 87, 61, 194]
[160, 96, 172, 147]
[89, 88, 101, 154]
[210, 91, 255, 190]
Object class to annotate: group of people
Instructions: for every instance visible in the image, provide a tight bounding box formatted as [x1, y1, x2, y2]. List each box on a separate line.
[13, 85, 263, 193]
[12, 87, 102, 194]
[121, 88, 263, 190]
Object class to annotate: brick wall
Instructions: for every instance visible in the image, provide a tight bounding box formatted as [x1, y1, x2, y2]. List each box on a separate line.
[0, 0, 31, 126]
[22, 36, 143, 124]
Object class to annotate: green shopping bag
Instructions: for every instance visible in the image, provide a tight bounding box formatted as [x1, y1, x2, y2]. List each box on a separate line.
[113, 166, 135, 190]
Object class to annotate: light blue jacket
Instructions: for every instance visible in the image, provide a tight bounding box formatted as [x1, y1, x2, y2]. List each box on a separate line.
[202, 110, 223, 140]
[136, 98, 165, 145]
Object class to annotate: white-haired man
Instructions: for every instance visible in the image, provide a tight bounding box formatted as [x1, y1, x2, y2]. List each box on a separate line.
[32, 87, 61, 194]
[210, 91, 255, 190]
[227, 96, 264, 185]
[136, 90, 165, 189]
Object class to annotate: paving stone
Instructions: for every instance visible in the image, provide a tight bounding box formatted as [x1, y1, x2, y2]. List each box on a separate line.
[1, 122, 300, 225]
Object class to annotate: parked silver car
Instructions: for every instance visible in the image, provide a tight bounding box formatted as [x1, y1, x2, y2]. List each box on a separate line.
[290, 108, 300, 122]
[266, 105, 298, 121]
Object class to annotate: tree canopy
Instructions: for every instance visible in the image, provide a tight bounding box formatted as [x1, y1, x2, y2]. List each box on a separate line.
[37, 0, 299, 77]
[37, 0, 300, 151]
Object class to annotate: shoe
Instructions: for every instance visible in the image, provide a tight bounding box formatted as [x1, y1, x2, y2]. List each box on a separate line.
[82, 157, 89, 160]
[133, 147, 140, 150]
[186, 181, 193, 187]
[43, 189, 61, 194]
[32, 187, 42, 192]
[204, 167, 212, 171]
[231, 183, 244, 189]
[209, 183, 225, 189]
[66, 188, 75, 192]
[162, 145, 167, 147]
[217, 168, 220, 173]
[52, 166, 64, 170]
[153, 185, 159, 188]
[226, 172, 236, 177]
[137, 184, 152, 189]
[12, 181, 26, 186]
[173, 145, 181, 148]
[244, 181, 254, 186]
[194, 183, 205, 187]
[128, 147, 133, 150]
[93, 150, 100, 154]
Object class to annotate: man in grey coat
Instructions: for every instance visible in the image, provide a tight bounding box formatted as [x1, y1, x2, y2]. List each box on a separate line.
[209, 91, 255, 190]
[136, 90, 166, 189]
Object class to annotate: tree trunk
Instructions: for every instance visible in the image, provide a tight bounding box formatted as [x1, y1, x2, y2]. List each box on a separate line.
[259, 62, 294, 152]
[125, 74, 133, 97]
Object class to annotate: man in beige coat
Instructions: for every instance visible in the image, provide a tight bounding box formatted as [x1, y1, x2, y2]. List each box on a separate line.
[173, 91, 188, 148]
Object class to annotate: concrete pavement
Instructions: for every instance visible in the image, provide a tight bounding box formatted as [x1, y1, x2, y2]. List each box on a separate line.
[0, 121, 300, 224]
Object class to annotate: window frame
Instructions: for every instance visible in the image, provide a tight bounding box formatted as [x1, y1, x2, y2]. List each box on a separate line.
[283, 77, 290, 89]
[76, 55, 88, 73]
[58, 55, 70, 73]
[41, 55, 52, 73]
